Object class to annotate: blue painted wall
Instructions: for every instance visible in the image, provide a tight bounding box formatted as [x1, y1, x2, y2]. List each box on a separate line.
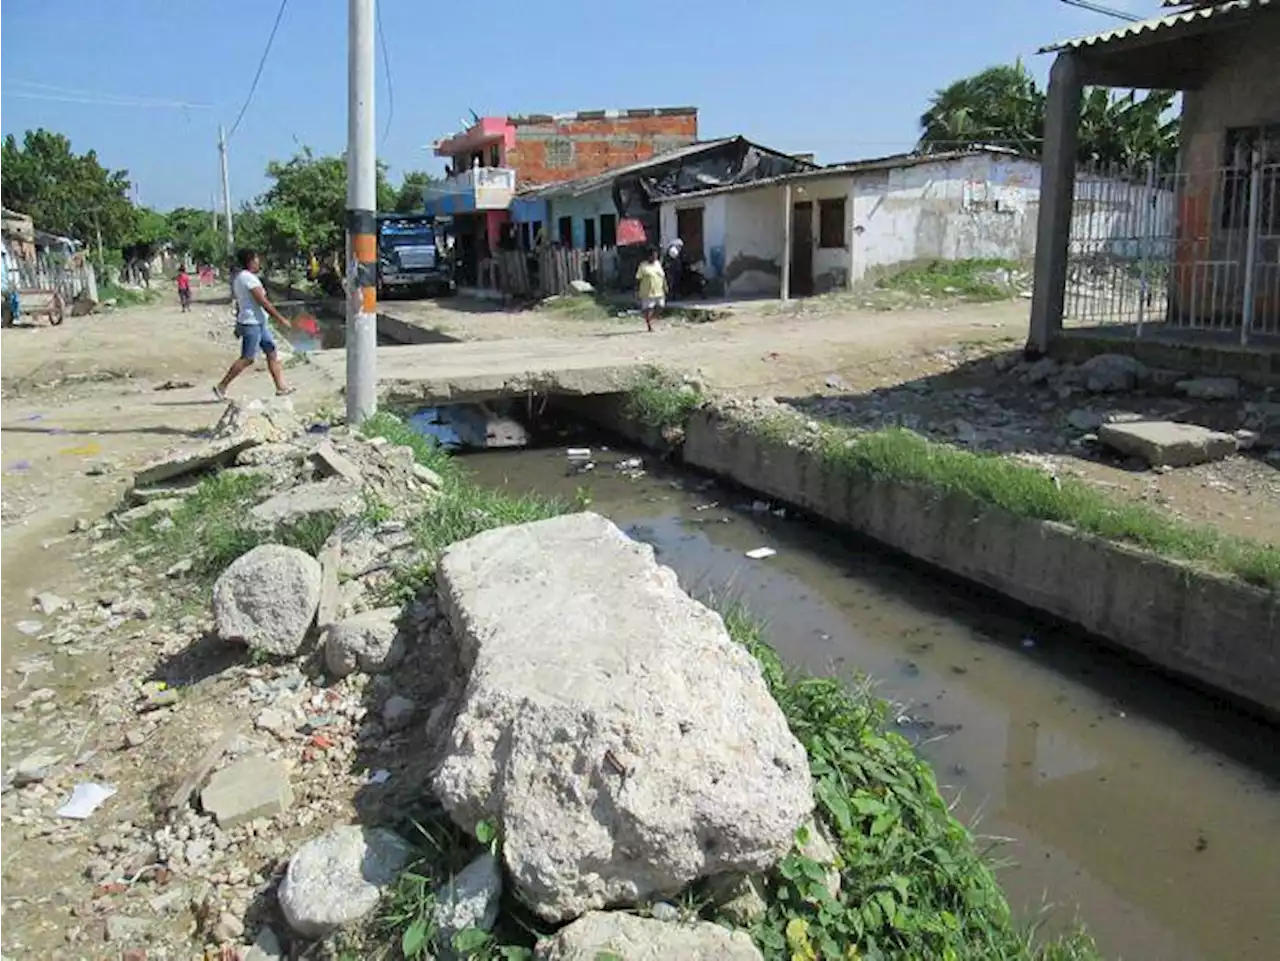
[547, 185, 619, 249]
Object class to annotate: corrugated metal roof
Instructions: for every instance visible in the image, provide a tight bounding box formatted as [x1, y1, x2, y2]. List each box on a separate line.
[654, 146, 1035, 204]
[1041, 0, 1269, 53]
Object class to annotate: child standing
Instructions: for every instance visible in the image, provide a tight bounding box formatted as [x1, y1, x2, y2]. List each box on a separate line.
[177, 266, 192, 312]
[635, 246, 666, 333]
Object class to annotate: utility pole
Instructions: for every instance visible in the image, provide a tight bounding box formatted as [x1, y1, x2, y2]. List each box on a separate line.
[218, 125, 235, 256]
[345, 0, 378, 424]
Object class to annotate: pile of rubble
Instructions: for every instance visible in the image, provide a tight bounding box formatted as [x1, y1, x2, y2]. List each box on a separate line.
[793, 352, 1280, 471]
[3, 399, 830, 960]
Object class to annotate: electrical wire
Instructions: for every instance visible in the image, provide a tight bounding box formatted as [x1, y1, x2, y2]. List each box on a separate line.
[377, 1, 394, 147]
[227, 0, 291, 141]
[7, 80, 212, 109]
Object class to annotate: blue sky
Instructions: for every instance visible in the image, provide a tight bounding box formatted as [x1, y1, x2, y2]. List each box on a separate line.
[1, 0, 1162, 212]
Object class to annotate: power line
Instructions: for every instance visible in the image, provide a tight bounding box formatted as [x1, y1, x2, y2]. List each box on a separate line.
[7, 80, 212, 109]
[227, 0, 291, 141]
[377, 1, 394, 147]
[1058, 0, 1142, 22]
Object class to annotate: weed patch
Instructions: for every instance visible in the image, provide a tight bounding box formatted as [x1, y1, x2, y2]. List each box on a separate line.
[875, 258, 1021, 301]
[359, 412, 567, 605]
[535, 293, 615, 323]
[751, 411, 1280, 590]
[123, 472, 342, 592]
[622, 366, 703, 434]
[100, 282, 163, 308]
[721, 607, 1100, 961]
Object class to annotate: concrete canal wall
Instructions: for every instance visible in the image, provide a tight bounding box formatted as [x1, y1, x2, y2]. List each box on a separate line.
[584, 397, 1280, 717]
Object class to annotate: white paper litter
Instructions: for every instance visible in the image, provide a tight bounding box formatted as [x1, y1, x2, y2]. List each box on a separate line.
[56, 782, 117, 819]
[745, 547, 777, 560]
[566, 448, 592, 460]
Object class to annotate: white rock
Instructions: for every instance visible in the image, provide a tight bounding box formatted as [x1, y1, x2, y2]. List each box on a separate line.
[213, 545, 322, 655]
[324, 608, 405, 678]
[1078, 353, 1147, 393]
[278, 825, 411, 937]
[1175, 376, 1240, 401]
[33, 592, 69, 616]
[212, 911, 245, 943]
[432, 853, 502, 957]
[535, 911, 763, 960]
[245, 926, 284, 961]
[249, 479, 362, 528]
[432, 513, 813, 922]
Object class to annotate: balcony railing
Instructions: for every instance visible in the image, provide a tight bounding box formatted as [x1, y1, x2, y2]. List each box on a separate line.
[425, 166, 516, 198]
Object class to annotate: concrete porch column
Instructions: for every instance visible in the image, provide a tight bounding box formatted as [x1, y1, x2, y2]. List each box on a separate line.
[1028, 52, 1084, 355]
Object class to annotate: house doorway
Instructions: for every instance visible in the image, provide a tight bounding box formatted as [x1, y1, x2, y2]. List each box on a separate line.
[676, 206, 705, 263]
[791, 201, 814, 296]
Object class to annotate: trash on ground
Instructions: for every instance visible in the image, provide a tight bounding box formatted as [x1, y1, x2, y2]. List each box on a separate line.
[745, 547, 777, 560]
[1021, 637, 1037, 649]
[56, 782, 117, 819]
[693, 501, 719, 511]
[615, 457, 643, 471]
[15, 620, 44, 636]
[367, 769, 392, 785]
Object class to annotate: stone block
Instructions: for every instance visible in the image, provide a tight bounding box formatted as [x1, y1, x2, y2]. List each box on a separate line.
[1097, 420, 1237, 467]
[201, 756, 293, 828]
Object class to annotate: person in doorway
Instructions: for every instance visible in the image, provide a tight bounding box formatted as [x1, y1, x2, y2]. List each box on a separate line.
[635, 245, 666, 333]
[176, 266, 192, 312]
[214, 248, 295, 400]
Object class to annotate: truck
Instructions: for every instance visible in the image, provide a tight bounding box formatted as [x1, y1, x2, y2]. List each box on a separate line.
[376, 214, 453, 298]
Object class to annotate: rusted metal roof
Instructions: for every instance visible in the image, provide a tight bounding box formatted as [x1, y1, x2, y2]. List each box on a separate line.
[1040, 0, 1270, 53]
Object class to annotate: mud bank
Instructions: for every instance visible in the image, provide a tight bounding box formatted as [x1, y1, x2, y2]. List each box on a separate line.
[573, 395, 1280, 717]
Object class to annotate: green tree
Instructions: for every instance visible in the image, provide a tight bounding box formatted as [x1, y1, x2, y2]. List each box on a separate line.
[255, 148, 395, 263]
[165, 207, 224, 266]
[918, 62, 1044, 156]
[918, 63, 1178, 168]
[392, 170, 437, 213]
[1, 128, 135, 253]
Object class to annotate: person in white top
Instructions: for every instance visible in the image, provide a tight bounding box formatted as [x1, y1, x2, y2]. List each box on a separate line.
[214, 248, 295, 399]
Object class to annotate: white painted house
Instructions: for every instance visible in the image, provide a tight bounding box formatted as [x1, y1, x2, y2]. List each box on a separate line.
[656, 147, 1046, 298]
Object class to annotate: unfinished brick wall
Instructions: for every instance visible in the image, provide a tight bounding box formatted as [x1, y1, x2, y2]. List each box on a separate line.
[505, 109, 698, 186]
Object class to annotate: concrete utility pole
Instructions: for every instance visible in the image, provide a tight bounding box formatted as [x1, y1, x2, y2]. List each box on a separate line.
[345, 0, 378, 424]
[218, 125, 235, 256]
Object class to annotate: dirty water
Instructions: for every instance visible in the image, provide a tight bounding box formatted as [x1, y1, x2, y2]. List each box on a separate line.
[461, 436, 1280, 961]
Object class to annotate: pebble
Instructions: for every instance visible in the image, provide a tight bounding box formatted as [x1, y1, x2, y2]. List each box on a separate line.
[381, 695, 416, 732]
[212, 911, 245, 943]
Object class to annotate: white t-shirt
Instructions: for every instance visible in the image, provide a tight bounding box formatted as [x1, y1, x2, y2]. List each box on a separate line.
[232, 269, 267, 326]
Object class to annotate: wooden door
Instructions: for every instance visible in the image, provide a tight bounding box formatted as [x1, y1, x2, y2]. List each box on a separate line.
[791, 201, 814, 296]
[676, 206, 705, 263]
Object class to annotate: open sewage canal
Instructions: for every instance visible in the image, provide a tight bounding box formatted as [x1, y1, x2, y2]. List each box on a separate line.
[459, 419, 1278, 961]
[282, 314, 1280, 960]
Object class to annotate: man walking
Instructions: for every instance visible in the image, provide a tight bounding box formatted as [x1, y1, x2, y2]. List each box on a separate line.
[214, 248, 294, 399]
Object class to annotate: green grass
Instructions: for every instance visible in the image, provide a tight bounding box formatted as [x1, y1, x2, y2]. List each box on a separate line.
[622, 366, 704, 434]
[99, 282, 163, 308]
[874, 258, 1021, 301]
[752, 412, 1280, 590]
[359, 412, 567, 604]
[535, 292, 616, 322]
[721, 607, 1101, 961]
[123, 471, 342, 590]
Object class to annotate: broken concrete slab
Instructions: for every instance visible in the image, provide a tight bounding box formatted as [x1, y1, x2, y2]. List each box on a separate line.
[211, 397, 301, 444]
[432, 512, 812, 922]
[1175, 376, 1240, 401]
[200, 755, 293, 828]
[133, 438, 257, 488]
[249, 479, 362, 528]
[1077, 353, 1148, 393]
[535, 912, 763, 961]
[1098, 420, 1238, 468]
[315, 539, 342, 632]
[310, 441, 363, 483]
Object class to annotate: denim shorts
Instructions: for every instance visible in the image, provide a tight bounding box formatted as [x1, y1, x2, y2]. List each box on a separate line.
[236, 323, 277, 360]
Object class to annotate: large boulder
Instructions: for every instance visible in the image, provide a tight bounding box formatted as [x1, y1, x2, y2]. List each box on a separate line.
[213, 544, 322, 655]
[432, 512, 813, 923]
[1077, 353, 1148, 393]
[324, 607, 405, 678]
[535, 912, 763, 961]
[278, 825, 411, 938]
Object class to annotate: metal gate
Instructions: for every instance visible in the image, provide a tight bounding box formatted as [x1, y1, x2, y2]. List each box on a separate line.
[1063, 147, 1279, 343]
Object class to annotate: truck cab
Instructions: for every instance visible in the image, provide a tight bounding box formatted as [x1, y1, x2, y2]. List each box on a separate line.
[376, 214, 453, 298]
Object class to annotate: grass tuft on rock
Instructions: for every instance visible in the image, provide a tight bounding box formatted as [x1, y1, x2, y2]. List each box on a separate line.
[622, 366, 704, 434]
[752, 411, 1280, 590]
